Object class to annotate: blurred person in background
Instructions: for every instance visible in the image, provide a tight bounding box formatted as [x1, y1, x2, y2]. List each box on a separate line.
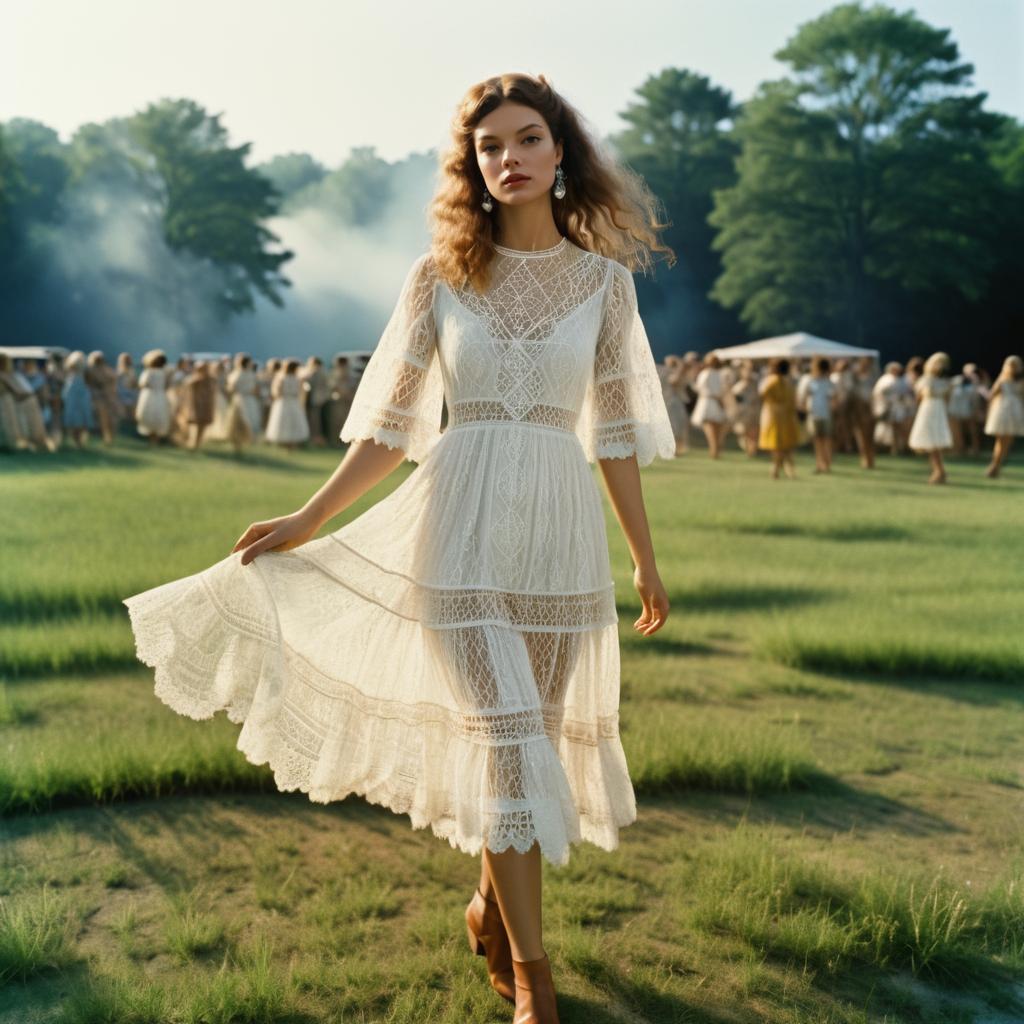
[850, 356, 877, 469]
[797, 356, 837, 474]
[116, 352, 140, 434]
[908, 351, 953, 484]
[758, 356, 799, 479]
[690, 352, 728, 458]
[182, 360, 217, 451]
[301, 355, 331, 447]
[135, 350, 172, 446]
[658, 355, 688, 456]
[983, 354, 1024, 478]
[60, 350, 96, 449]
[730, 358, 760, 457]
[264, 358, 310, 450]
[325, 354, 355, 448]
[85, 350, 120, 445]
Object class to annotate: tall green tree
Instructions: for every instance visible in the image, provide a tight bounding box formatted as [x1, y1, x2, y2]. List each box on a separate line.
[608, 69, 743, 348]
[125, 99, 293, 318]
[708, 1, 1005, 351]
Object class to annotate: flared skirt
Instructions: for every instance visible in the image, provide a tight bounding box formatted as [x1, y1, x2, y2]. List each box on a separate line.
[122, 423, 636, 866]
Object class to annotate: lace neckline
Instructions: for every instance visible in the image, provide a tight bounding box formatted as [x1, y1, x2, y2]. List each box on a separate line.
[493, 236, 569, 258]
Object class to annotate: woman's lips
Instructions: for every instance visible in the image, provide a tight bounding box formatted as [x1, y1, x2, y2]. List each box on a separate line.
[503, 177, 530, 186]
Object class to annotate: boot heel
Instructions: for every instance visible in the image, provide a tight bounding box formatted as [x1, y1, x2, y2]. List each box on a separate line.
[467, 922, 484, 956]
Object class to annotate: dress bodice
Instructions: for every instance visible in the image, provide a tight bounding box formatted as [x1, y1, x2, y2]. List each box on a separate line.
[139, 368, 166, 392]
[339, 237, 675, 467]
[916, 376, 950, 400]
[434, 239, 609, 434]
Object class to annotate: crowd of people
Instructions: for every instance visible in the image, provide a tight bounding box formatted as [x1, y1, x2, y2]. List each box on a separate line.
[0, 349, 362, 455]
[659, 351, 1024, 482]
[2, 345, 1022, 483]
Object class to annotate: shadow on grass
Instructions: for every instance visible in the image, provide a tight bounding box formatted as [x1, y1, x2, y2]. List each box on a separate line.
[619, 635, 724, 657]
[730, 522, 914, 543]
[0, 436, 338, 476]
[637, 782, 961, 843]
[617, 584, 834, 618]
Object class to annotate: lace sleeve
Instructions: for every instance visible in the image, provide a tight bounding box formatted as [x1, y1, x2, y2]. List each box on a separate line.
[339, 252, 444, 464]
[577, 260, 677, 466]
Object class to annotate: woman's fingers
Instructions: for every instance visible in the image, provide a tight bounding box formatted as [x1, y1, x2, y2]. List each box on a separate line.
[240, 530, 278, 566]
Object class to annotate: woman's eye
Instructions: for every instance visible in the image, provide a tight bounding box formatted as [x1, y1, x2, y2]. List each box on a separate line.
[481, 136, 541, 153]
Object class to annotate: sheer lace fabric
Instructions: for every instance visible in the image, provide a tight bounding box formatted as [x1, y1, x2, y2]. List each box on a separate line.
[124, 237, 674, 866]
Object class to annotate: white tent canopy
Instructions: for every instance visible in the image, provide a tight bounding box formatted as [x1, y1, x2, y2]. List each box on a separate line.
[710, 332, 879, 361]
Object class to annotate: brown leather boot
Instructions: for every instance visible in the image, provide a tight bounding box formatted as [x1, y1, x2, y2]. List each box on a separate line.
[511, 951, 559, 1023]
[465, 888, 515, 1002]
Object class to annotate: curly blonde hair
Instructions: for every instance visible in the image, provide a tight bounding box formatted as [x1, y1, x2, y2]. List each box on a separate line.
[428, 72, 675, 294]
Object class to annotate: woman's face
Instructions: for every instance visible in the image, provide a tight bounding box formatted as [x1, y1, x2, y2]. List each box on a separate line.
[473, 101, 563, 208]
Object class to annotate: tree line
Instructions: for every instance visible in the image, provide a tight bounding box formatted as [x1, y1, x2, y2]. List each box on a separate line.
[1, 1, 1020, 369]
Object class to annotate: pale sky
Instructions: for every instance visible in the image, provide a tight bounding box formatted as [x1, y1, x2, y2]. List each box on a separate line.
[4, 0, 1022, 168]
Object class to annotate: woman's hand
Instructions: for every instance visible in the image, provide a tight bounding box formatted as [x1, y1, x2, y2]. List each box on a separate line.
[633, 564, 670, 636]
[231, 509, 321, 566]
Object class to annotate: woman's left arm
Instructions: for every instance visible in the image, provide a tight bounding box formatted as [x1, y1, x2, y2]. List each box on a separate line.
[597, 454, 669, 636]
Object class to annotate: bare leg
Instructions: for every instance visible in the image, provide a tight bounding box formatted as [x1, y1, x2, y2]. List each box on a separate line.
[479, 854, 496, 901]
[812, 436, 825, 472]
[783, 449, 796, 479]
[483, 842, 543, 963]
[987, 436, 1012, 477]
[701, 422, 719, 458]
[771, 450, 782, 478]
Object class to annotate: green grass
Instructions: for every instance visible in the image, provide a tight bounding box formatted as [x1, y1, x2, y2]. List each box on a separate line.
[1, 434, 1023, 1023]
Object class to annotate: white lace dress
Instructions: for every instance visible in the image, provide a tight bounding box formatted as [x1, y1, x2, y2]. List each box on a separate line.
[122, 236, 676, 866]
[264, 375, 310, 444]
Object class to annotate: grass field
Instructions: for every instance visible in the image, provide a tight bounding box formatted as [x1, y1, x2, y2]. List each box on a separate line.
[2, 433, 1023, 1023]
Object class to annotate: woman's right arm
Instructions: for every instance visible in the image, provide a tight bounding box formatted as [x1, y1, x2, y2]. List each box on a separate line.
[232, 438, 407, 565]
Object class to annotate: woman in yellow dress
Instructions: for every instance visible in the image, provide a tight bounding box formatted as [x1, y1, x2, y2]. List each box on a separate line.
[758, 357, 800, 479]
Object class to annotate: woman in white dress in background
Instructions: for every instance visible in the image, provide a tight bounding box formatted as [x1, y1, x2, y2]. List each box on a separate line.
[908, 351, 953, 484]
[730, 359, 760, 457]
[135, 350, 172, 445]
[203, 361, 233, 442]
[690, 352, 727, 458]
[229, 352, 263, 439]
[658, 355, 688, 456]
[224, 355, 256, 456]
[264, 359, 310, 450]
[984, 354, 1024, 478]
[123, 72, 676, 1023]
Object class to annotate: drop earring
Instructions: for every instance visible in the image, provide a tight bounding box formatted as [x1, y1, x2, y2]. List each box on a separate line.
[553, 165, 566, 199]
[481, 189, 493, 212]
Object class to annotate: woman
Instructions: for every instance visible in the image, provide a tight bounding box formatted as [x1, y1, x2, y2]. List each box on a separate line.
[984, 354, 1024, 478]
[203, 361, 233, 442]
[659, 354, 688, 456]
[181, 360, 217, 451]
[135, 350, 172, 445]
[116, 352, 140, 432]
[758, 357, 799, 478]
[730, 359, 760, 457]
[325, 354, 355, 448]
[908, 351, 953, 484]
[84, 350, 120, 445]
[796, 356, 837, 473]
[264, 359, 310, 450]
[60, 350, 96, 449]
[849, 356, 877, 469]
[0, 353, 34, 451]
[123, 72, 676, 1022]
[690, 352, 727, 458]
[300, 355, 331, 446]
[229, 352, 263, 439]
[224, 355, 256, 455]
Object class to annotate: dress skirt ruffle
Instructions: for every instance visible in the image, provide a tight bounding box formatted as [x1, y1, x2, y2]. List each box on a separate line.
[123, 423, 637, 867]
